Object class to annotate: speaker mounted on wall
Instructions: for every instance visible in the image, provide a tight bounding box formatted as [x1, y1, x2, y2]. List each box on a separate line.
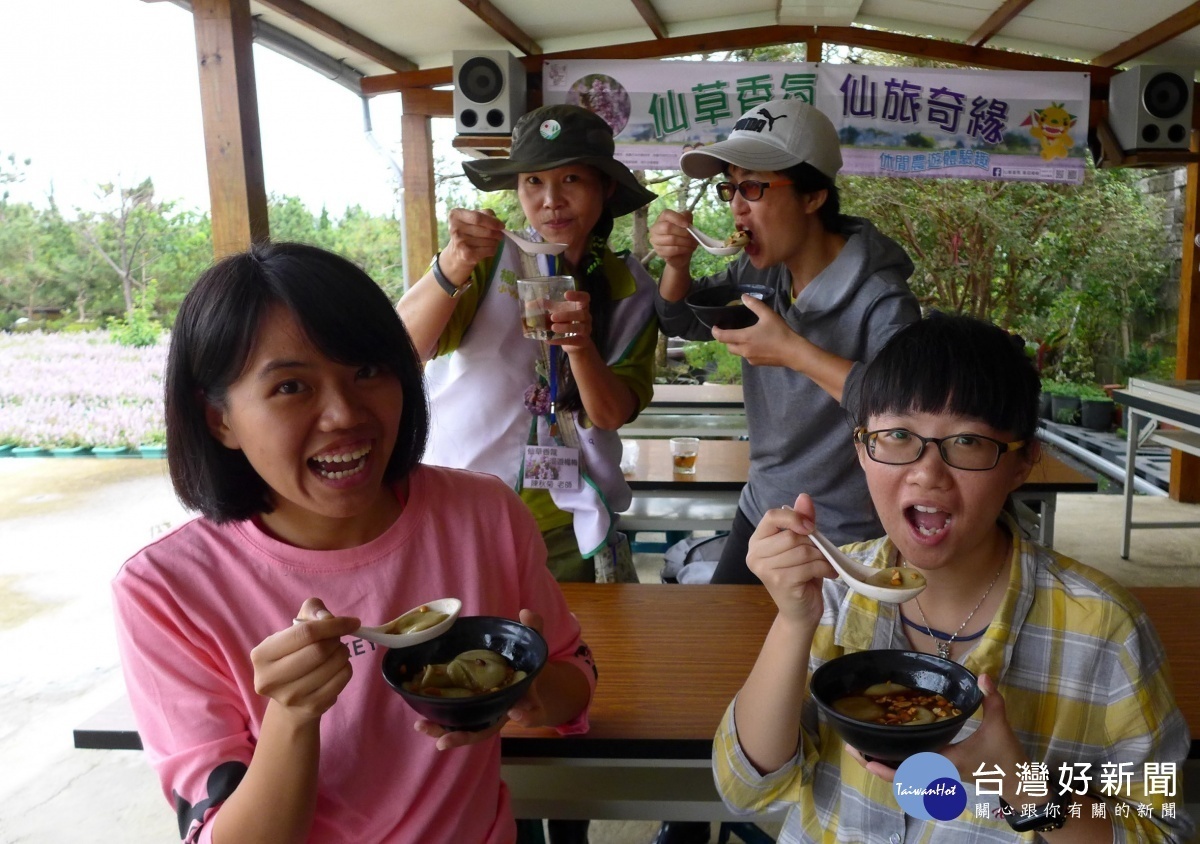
[453, 50, 527, 135]
[1107, 65, 1195, 153]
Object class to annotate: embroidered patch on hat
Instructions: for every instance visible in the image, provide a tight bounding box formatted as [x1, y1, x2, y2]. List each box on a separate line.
[540, 120, 562, 140]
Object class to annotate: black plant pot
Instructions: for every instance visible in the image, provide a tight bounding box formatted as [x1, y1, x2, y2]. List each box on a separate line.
[1038, 391, 1053, 420]
[1051, 395, 1080, 425]
[1080, 399, 1114, 431]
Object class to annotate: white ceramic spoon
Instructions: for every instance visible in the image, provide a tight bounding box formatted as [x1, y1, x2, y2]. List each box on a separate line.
[353, 598, 462, 648]
[808, 529, 927, 604]
[687, 226, 745, 256]
[504, 229, 569, 255]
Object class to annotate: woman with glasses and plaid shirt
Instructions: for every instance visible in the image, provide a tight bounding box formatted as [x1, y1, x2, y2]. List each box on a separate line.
[649, 99, 920, 599]
[715, 313, 1193, 843]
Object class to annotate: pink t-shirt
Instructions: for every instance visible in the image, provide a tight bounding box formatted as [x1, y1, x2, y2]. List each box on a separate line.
[113, 465, 596, 844]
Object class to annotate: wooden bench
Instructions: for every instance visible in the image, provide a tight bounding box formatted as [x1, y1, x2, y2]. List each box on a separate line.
[618, 413, 748, 439]
[617, 491, 738, 534]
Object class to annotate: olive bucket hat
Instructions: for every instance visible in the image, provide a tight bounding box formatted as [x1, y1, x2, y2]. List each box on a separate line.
[462, 104, 656, 218]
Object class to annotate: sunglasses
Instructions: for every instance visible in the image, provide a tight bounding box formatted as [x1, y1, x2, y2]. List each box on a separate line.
[714, 179, 794, 202]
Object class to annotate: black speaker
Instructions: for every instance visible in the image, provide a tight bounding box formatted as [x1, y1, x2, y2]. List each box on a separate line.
[1108, 65, 1195, 152]
[453, 50, 526, 135]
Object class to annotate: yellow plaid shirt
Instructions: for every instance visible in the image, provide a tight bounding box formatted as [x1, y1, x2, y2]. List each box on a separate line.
[713, 520, 1194, 843]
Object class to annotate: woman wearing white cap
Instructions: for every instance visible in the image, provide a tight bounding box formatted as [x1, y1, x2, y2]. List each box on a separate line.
[646, 96, 919, 844]
[650, 98, 920, 584]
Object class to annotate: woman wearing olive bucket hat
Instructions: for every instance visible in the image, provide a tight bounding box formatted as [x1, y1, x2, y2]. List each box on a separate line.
[399, 109, 656, 839]
[396, 117, 657, 595]
[397, 105, 657, 577]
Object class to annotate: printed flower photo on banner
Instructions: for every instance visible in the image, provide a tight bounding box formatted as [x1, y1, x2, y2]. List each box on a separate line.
[568, 74, 632, 136]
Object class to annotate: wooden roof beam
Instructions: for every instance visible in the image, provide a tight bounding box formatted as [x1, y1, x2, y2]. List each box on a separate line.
[964, 0, 1035, 48]
[363, 24, 1113, 95]
[456, 0, 542, 56]
[256, 0, 416, 71]
[831, 25, 1111, 76]
[630, 0, 668, 39]
[1092, 1, 1200, 68]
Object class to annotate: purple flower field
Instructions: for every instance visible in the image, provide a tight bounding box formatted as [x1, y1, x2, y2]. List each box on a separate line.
[0, 331, 167, 449]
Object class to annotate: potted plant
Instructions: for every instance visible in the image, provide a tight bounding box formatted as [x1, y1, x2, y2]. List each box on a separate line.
[1047, 381, 1082, 425]
[1079, 385, 1115, 431]
[137, 431, 167, 459]
[1038, 378, 1056, 420]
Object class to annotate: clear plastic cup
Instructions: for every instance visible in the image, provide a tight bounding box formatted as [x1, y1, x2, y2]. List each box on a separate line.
[516, 276, 576, 341]
[670, 437, 700, 475]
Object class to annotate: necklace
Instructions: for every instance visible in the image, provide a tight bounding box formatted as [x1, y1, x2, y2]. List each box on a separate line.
[910, 562, 1005, 660]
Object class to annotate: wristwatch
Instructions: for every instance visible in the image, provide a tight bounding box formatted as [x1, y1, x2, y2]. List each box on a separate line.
[998, 794, 1068, 833]
[431, 253, 471, 299]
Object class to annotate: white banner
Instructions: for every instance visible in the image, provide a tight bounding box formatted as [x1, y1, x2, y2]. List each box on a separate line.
[542, 59, 1091, 184]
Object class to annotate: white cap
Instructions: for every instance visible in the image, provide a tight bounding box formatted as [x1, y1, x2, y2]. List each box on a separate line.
[680, 99, 843, 180]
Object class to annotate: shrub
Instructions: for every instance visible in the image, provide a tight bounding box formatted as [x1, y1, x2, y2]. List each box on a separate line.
[1078, 384, 1111, 401]
[108, 280, 163, 348]
[682, 340, 742, 384]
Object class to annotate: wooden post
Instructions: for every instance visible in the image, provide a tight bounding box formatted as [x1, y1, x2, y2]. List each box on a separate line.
[400, 96, 439, 289]
[192, 0, 269, 257]
[1172, 109, 1200, 502]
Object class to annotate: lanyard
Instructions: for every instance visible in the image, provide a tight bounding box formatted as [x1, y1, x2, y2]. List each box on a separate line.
[548, 344, 560, 440]
[546, 252, 563, 438]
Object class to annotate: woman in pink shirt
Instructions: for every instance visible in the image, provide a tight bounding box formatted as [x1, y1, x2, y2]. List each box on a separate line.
[113, 241, 595, 844]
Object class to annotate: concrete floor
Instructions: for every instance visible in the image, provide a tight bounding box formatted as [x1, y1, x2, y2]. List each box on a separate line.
[0, 455, 1196, 843]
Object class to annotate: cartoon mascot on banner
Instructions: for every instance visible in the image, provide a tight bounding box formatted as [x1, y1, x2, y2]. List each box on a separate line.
[1025, 102, 1077, 161]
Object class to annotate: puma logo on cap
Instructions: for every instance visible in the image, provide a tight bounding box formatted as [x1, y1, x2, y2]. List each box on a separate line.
[734, 107, 789, 134]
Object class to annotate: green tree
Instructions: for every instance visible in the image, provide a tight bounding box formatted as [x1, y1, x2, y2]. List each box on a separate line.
[842, 166, 1168, 382]
[78, 178, 184, 317]
[269, 193, 326, 245]
[0, 151, 30, 197]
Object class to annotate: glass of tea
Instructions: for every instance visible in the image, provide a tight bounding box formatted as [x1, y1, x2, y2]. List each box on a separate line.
[670, 437, 700, 475]
[516, 276, 576, 341]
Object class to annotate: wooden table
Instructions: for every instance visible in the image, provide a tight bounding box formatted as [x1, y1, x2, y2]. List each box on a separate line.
[505, 584, 774, 754]
[624, 438, 747, 492]
[616, 438, 1098, 546]
[73, 585, 780, 822]
[74, 583, 1199, 821]
[1018, 448, 1102, 546]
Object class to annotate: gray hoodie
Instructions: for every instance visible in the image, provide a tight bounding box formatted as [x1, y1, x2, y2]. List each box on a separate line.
[655, 216, 919, 545]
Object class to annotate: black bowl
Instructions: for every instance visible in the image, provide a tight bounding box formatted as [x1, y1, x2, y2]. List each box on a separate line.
[685, 284, 776, 330]
[809, 650, 983, 764]
[382, 616, 548, 732]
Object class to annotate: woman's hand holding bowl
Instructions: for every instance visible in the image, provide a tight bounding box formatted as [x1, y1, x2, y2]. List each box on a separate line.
[712, 299, 794, 367]
[845, 674, 1027, 789]
[414, 609, 550, 752]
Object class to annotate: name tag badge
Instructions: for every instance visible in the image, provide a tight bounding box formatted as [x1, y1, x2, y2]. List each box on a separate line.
[523, 445, 581, 491]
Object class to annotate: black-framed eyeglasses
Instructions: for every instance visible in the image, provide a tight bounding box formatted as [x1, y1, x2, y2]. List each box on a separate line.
[853, 426, 1026, 471]
[715, 179, 793, 202]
